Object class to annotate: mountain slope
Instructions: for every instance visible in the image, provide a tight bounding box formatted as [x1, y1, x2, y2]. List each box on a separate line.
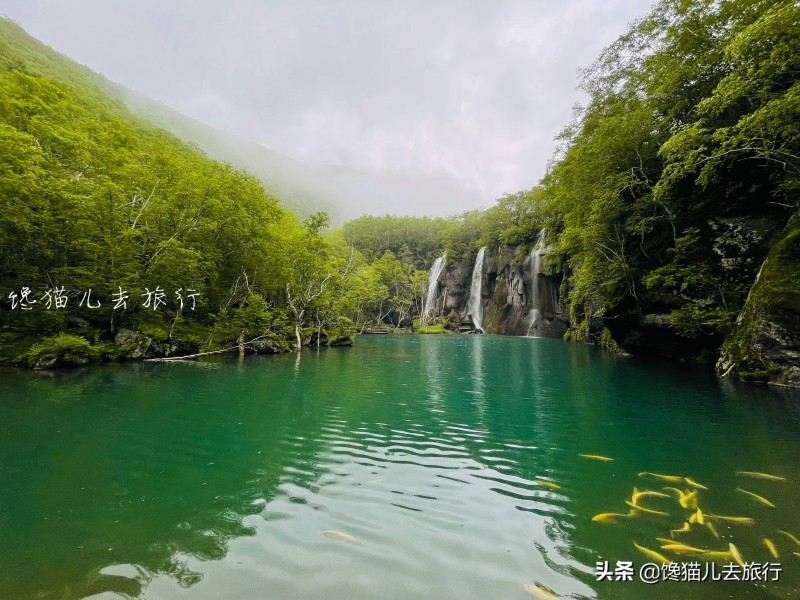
[107, 85, 488, 224]
[103, 83, 343, 220]
[0, 17, 332, 364]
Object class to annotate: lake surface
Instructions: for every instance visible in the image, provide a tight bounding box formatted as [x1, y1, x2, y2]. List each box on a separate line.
[1, 335, 799, 599]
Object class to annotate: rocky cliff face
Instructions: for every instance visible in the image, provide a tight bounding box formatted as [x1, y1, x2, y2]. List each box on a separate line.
[432, 246, 567, 338]
[600, 211, 791, 362]
[426, 216, 800, 389]
[717, 216, 800, 387]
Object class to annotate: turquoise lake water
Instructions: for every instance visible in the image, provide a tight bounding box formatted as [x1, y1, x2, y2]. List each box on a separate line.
[1, 335, 799, 599]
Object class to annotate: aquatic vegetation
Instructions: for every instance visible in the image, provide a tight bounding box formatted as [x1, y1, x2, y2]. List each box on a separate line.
[736, 471, 786, 482]
[736, 487, 776, 508]
[579, 454, 614, 462]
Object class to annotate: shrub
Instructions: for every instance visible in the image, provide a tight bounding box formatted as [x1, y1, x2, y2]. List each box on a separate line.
[19, 333, 97, 369]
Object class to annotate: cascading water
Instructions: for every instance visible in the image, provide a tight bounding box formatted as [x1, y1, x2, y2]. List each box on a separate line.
[527, 232, 546, 336]
[466, 247, 486, 333]
[423, 253, 447, 321]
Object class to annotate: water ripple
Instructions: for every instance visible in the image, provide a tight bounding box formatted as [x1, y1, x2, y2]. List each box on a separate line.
[1, 337, 799, 599]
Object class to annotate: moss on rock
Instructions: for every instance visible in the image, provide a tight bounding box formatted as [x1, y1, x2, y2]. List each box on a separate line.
[328, 323, 356, 346]
[719, 216, 800, 386]
[600, 327, 622, 353]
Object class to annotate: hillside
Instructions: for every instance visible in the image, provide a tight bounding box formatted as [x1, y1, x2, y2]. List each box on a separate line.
[0, 17, 370, 364]
[107, 83, 488, 224]
[101, 83, 344, 220]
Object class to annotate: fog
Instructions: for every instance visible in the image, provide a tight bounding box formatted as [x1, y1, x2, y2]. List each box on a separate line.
[2, 0, 653, 220]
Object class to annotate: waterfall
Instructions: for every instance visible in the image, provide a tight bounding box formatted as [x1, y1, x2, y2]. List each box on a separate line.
[527, 231, 546, 336]
[466, 247, 486, 333]
[423, 253, 447, 320]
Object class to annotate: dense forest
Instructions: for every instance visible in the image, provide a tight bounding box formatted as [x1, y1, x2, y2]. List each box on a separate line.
[340, 0, 800, 385]
[538, 0, 797, 347]
[0, 18, 421, 366]
[1, 0, 798, 386]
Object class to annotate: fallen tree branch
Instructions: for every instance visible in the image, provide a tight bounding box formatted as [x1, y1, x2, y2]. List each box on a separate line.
[145, 346, 238, 361]
[145, 333, 290, 361]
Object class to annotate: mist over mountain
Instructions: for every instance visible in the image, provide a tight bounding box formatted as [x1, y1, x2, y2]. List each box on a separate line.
[106, 84, 487, 224]
[2, 1, 654, 225]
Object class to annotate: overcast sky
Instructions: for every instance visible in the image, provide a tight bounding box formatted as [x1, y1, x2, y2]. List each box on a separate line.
[2, 1, 653, 216]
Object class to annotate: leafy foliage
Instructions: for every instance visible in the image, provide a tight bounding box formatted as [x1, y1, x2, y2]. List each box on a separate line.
[339, 215, 448, 268]
[357, 0, 798, 355]
[4, 0, 797, 365]
[0, 19, 405, 362]
[434, 0, 799, 345]
[20, 333, 97, 368]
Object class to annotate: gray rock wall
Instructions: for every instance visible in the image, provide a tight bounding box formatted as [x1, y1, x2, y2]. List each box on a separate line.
[432, 246, 567, 337]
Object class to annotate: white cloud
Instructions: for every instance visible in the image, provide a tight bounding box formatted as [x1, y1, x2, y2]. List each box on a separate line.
[3, 0, 652, 216]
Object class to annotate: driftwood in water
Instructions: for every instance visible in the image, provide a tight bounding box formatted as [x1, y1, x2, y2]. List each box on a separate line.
[145, 347, 238, 362]
[144, 333, 286, 362]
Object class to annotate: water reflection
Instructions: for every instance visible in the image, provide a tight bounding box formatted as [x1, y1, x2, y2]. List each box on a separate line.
[0, 338, 798, 599]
